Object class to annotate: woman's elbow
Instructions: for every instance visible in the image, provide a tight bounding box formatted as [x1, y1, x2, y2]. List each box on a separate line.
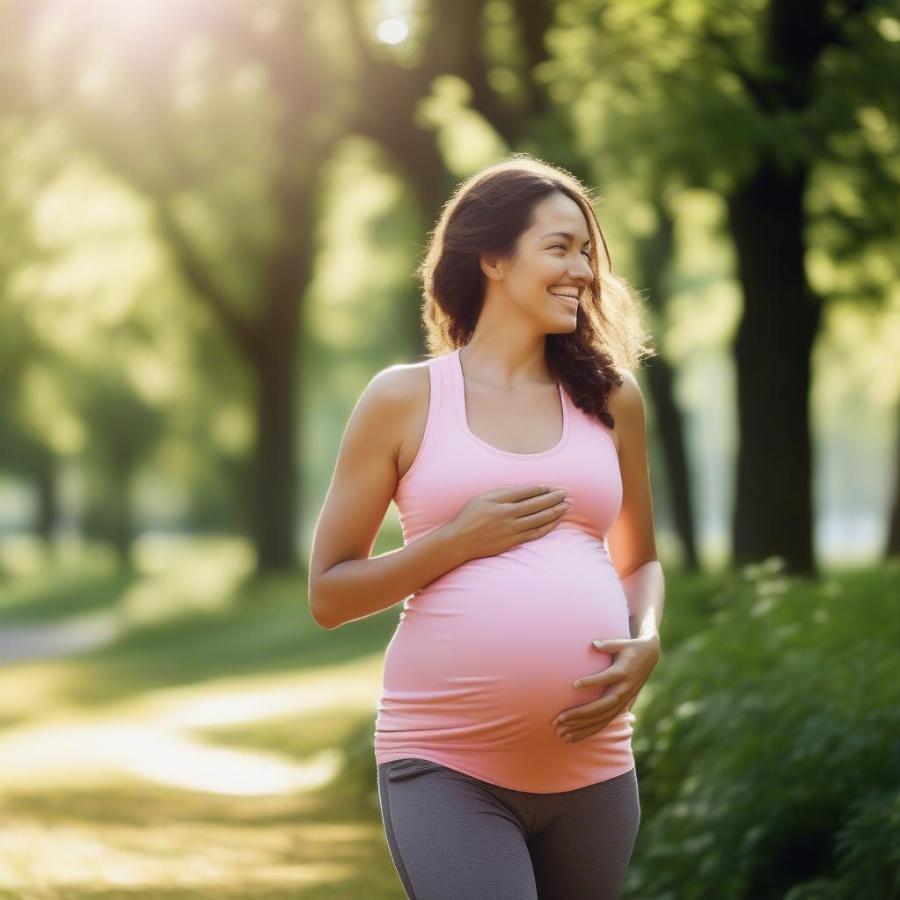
[308, 577, 339, 630]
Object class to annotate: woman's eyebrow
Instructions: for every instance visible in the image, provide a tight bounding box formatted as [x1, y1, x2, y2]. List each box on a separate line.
[541, 230, 592, 247]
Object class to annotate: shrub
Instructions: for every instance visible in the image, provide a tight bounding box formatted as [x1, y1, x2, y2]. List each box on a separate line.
[626, 561, 900, 900]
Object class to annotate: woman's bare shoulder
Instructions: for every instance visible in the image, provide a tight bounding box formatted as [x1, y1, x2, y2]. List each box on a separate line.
[607, 370, 643, 407]
[364, 360, 430, 411]
[356, 361, 431, 469]
[607, 370, 646, 453]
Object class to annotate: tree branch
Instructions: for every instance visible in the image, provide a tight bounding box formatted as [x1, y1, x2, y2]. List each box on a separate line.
[152, 201, 258, 360]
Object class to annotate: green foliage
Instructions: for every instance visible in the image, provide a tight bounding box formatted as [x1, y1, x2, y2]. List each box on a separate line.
[0, 549, 134, 624]
[626, 561, 900, 899]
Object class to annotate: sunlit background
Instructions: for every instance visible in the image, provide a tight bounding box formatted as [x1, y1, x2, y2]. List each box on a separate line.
[1, 0, 898, 897]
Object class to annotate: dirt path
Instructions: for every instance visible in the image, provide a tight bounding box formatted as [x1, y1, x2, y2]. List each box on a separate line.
[0, 653, 398, 897]
[0, 609, 124, 665]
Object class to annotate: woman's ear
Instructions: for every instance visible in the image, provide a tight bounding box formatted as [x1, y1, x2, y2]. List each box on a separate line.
[479, 253, 505, 282]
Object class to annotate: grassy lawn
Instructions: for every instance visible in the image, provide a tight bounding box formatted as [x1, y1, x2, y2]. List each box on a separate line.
[0, 538, 405, 898]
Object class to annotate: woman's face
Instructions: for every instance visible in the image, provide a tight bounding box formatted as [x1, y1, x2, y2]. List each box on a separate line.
[487, 191, 595, 333]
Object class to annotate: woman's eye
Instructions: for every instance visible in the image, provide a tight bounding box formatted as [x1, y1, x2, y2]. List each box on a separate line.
[551, 244, 592, 261]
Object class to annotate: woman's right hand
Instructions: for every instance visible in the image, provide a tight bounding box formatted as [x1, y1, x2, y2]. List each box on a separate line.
[445, 484, 572, 563]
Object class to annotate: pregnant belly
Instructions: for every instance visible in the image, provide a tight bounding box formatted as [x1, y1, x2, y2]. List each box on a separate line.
[377, 531, 631, 757]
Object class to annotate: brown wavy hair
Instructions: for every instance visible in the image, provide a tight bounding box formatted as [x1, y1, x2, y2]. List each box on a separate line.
[415, 153, 655, 428]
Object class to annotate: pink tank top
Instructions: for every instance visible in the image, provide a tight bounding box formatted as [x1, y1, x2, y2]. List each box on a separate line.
[374, 347, 635, 793]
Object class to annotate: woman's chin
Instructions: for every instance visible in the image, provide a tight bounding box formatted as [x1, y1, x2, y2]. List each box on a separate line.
[547, 316, 578, 334]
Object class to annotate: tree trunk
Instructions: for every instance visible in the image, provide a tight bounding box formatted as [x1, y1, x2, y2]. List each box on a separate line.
[34, 450, 57, 545]
[634, 200, 700, 571]
[643, 357, 700, 571]
[726, 156, 821, 576]
[884, 399, 900, 559]
[109, 480, 133, 570]
[81, 466, 134, 569]
[251, 335, 298, 573]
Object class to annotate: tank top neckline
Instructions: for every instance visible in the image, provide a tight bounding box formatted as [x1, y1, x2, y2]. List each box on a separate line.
[450, 346, 571, 459]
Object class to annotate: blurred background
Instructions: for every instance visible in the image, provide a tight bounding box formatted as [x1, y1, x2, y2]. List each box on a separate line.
[0, 0, 898, 897]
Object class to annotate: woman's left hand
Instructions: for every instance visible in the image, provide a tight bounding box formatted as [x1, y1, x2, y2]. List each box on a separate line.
[552, 634, 660, 743]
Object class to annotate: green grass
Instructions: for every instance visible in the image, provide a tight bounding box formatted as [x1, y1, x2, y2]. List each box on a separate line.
[0, 539, 407, 897]
[0, 554, 136, 625]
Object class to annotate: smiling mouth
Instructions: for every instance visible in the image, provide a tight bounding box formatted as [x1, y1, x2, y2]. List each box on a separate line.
[548, 290, 580, 309]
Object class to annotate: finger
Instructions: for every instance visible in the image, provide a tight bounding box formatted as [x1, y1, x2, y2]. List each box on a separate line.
[552, 676, 630, 724]
[555, 693, 626, 728]
[592, 638, 632, 652]
[562, 720, 612, 743]
[502, 484, 565, 503]
[588, 702, 629, 728]
[562, 698, 633, 741]
[552, 697, 601, 726]
[573, 669, 622, 689]
[554, 698, 608, 728]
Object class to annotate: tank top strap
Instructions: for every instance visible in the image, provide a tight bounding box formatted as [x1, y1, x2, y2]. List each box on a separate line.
[427, 350, 459, 429]
[398, 351, 457, 488]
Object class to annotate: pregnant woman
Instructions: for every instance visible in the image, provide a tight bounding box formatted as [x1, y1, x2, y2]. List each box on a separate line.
[309, 154, 665, 899]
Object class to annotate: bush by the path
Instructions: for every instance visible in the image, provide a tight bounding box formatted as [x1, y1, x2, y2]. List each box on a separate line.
[627, 560, 900, 900]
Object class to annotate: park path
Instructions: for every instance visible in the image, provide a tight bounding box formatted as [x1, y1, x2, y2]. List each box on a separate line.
[0, 608, 124, 665]
[0, 653, 383, 795]
[0, 648, 394, 897]
[0, 651, 383, 796]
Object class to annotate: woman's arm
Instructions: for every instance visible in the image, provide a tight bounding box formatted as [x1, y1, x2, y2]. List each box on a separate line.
[606, 371, 665, 641]
[308, 366, 466, 630]
[621, 561, 665, 641]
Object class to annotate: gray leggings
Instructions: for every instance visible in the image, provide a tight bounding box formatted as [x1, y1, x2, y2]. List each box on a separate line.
[377, 758, 640, 899]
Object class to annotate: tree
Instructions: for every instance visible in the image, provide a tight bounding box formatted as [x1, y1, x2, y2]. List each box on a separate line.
[7, 1, 360, 572]
[551, 0, 900, 575]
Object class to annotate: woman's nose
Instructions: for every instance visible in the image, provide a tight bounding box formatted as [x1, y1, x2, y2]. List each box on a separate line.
[570, 261, 592, 282]
[571, 257, 592, 280]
